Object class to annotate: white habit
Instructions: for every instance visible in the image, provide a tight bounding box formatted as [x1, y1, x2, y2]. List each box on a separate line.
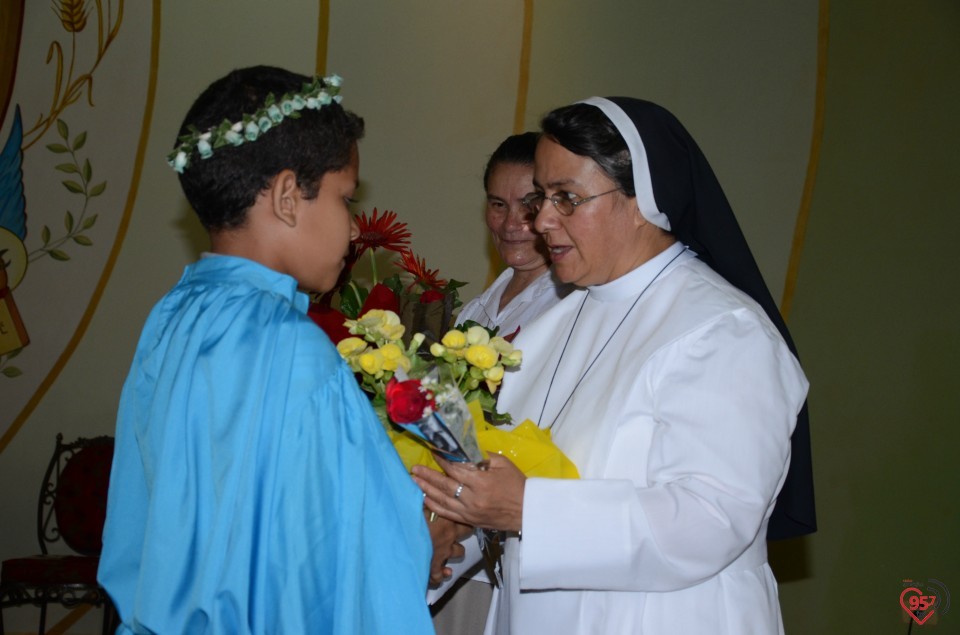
[487, 242, 808, 634]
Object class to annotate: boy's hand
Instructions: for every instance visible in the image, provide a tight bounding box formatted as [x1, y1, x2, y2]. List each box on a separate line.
[426, 512, 471, 586]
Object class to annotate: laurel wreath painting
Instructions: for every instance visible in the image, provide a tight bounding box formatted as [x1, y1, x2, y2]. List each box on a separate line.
[0, 0, 124, 378]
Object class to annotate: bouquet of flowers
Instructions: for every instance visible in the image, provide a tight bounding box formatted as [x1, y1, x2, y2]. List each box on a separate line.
[337, 310, 521, 465]
[309, 208, 466, 344]
[319, 207, 577, 478]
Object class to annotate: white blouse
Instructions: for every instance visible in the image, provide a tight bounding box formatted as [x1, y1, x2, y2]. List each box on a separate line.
[456, 268, 571, 337]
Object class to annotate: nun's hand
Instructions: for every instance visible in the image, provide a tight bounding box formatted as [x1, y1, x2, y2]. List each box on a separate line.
[413, 453, 526, 533]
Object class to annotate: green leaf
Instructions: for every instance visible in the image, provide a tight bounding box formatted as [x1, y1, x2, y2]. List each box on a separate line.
[65, 210, 75, 232]
[340, 283, 368, 319]
[72, 131, 87, 151]
[445, 279, 469, 291]
[89, 181, 106, 197]
[50, 249, 71, 261]
[2, 366, 23, 378]
[46, 143, 70, 153]
[41, 225, 51, 244]
[82, 214, 98, 229]
[55, 163, 79, 173]
[73, 235, 93, 246]
[57, 119, 69, 140]
[62, 180, 84, 194]
[83, 158, 92, 182]
[383, 273, 405, 296]
[5, 348, 21, 360]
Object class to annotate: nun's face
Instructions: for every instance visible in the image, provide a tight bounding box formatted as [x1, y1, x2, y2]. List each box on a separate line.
[532, 137, 647, 287]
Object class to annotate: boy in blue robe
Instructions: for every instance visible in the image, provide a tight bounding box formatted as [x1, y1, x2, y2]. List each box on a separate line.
[98, 66, 438, 634]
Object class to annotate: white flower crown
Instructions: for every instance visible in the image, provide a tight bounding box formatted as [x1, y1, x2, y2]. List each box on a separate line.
[167, 74, 344, 173]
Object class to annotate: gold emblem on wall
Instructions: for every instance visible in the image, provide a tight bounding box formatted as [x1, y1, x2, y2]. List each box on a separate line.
[1, 0, 154, 454]
[0, 1, 122, 379]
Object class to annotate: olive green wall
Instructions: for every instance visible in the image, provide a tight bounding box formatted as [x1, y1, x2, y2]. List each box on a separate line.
[778, 1, 960, 632]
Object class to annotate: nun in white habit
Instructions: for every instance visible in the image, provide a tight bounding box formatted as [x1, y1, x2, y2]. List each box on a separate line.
[414, 97, 815, 634]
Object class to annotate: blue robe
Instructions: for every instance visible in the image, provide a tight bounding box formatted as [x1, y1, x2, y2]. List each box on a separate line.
[99, 255, 434, 634]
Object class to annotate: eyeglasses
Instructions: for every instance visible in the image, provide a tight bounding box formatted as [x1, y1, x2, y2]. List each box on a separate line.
[520, 188, 620, 217]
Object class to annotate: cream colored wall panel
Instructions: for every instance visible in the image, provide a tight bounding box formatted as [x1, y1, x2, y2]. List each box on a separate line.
[328, 0, 526, 296]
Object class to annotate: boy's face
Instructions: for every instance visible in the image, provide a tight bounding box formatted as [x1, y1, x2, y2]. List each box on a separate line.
[293, 145, 360, 293]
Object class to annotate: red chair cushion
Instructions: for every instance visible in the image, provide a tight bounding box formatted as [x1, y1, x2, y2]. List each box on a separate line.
[54, 441, 114, 555]
[1, 554, 100, 585]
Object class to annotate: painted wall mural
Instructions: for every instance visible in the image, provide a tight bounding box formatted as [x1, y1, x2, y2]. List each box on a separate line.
[0, 0, 154, 448]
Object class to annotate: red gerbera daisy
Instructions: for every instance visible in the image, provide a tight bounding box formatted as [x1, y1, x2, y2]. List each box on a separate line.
[396, 250, 447, 290]
[353, 208, 412, 257]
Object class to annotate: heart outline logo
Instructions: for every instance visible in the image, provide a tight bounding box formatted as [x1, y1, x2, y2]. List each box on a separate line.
[900, 587, 936, 625]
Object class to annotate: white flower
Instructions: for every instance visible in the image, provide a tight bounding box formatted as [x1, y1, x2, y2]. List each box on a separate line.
[171, 151, 188, 173]
[165, 74, 346, 174]
[197, 136, 213, 159]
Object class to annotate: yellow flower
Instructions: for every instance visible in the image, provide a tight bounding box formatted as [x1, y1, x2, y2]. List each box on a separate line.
[336, 337, 368, 358]
[441, 330, 467, 349]
[483, 365, 504, 382]
[465, 344, 498, 370]
[430, 342, 446, 357]
[489, 336, 514, 355]
[483, 364, 505, 393]
[358, 350, 385, 376]
[380, 343, 410, 372]
[359, 309, 397, 325]
[409, 333, 426, 353]
[465, 325, 490, 346]
[357, 309, 406, 343]
[380, 323, 406, 342]
[501, 349, 523, 367]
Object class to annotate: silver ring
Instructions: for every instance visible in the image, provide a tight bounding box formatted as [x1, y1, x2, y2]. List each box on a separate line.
[454, 483, 464, 499]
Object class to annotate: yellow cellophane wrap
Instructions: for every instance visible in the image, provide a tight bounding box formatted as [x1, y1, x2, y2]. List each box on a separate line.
[388, 400, 579, 479]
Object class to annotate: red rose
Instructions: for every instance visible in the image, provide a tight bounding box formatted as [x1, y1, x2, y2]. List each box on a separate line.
[308, 304, 351, 343]
[385, 378, 435, 424]
[419, 289, 444, 304]
[360, 282, 401, 314]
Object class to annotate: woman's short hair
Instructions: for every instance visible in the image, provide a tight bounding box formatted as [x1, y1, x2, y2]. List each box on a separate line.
[175, 65, 364, 230]
[540, 104, 634, 197]
[483, 131, 540, 191]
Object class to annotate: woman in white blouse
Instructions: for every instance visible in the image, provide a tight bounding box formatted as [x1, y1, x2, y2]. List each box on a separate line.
[433, 133, 571, 635]
[456, 132, 571, 339]
[415, 98, 814, 634]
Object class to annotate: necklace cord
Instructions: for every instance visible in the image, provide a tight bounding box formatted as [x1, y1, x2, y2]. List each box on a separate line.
[537, 247, 688, 429]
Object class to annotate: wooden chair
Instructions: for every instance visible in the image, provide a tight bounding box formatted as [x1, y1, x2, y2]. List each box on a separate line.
[0, 434, 118, 634]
